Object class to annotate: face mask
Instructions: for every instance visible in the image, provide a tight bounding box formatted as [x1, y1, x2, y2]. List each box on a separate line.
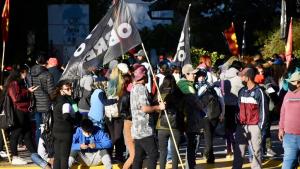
[288, 82, 298, 92]
[242, 81, 247, 86]
[173, 73, 180, 80]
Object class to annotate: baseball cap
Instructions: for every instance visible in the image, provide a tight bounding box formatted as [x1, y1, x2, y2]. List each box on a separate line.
[182, 64, 197, 75]
[133, 65, 147, 81]
[289, 71, 300, 82]
[134, 49, 145, 57]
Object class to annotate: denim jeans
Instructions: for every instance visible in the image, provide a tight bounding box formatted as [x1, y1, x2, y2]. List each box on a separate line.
[282, 133, 300, 169]
[35, 112, 43, 145]
[31, 153, 48, 168]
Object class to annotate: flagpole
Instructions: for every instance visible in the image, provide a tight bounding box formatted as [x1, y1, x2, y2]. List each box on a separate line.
[141, 43, 185, 169]
[1, 41, 5, 84]
[241, 20, 246, 60]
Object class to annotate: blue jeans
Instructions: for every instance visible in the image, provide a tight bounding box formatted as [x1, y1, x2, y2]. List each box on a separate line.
[282, 134, 300, 169]
[31, 153, 48, 168]
[35, 112, 43, 145]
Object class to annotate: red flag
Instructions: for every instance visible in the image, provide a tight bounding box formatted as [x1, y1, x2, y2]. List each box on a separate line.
[2, 0, 10, 42]
[285, 17, 292, 65]
[224, 22, 239, 56]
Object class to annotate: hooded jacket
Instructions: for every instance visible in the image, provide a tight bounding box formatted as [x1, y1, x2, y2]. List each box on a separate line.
[177, 78, 208, 132]
[220, 67, 244, 106]
[29, 65, 55, 112]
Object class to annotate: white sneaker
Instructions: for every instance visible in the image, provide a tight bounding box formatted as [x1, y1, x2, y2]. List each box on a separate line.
[12, 156, 28, 165]
[0, 151, 8, 158]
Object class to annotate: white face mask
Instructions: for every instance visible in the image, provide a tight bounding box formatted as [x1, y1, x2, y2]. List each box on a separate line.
[173, 73, 180, 80]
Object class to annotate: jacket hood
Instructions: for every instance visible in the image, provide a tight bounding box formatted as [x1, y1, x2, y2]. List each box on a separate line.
[223, 67, 240, 79]
[177, 79, 196, 94]
[31, 65, 48, 77]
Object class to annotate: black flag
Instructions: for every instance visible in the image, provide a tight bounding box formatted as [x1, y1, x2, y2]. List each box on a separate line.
[61, 0, 142, 80]
[173, 4, 191, 66]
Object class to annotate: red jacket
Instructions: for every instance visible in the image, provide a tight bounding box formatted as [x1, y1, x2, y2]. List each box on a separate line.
[7, 80, 31, 112]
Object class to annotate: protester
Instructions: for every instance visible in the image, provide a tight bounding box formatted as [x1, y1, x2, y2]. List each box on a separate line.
[6, 67, 38, 165]
[52, 80, 80, 169]
[29, 55, 55, 145]
[156, 74, 184, 169]
[220, 60, 244, 158]
[130, 64, 165, 169]
[232, 67, 268, 169]
[106, 65, 126, 162]
[195, 68, 225, 164]
[279, 71, 300, 169]
[177, 64, 209, 169]
[69, 119, 112, 168]
[119, 74, 134, 169]
[47, 57, 62, 86]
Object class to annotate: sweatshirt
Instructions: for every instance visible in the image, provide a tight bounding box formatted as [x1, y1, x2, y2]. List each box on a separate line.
[279, 90, 300, 135]
[71, 126, 112, 152]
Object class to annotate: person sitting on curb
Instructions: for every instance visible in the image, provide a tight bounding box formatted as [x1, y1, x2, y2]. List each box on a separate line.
[69, 119, 112, 169]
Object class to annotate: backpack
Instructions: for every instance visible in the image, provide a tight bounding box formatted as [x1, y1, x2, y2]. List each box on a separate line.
[0, 91, 15, 129]
[199, 86, 222, 120]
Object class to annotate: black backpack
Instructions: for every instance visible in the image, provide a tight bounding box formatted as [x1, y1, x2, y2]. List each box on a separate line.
[199, 86, 222, 120]
[0, 91, 15, 129]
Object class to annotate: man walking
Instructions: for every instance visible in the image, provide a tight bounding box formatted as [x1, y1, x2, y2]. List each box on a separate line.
[130, 65, 165, 169]
[279, 71, 300, 169]
[233, 67, 268, 169]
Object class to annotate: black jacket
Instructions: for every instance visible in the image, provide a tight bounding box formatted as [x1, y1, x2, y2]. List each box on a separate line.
[52, 95, 76, 134]
[119, 91, 131, 120]
[29, 65, 55, 112]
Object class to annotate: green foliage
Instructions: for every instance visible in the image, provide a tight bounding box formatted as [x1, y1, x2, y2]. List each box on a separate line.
[190, 47, 225, 67]
[261, 19, 300, 58]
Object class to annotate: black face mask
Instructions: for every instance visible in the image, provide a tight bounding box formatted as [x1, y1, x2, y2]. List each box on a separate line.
[288, 82, 298, 92]
[242, 81, 247, 86]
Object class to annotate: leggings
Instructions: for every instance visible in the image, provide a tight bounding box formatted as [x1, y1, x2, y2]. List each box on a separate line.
[53, 133, 72, 169]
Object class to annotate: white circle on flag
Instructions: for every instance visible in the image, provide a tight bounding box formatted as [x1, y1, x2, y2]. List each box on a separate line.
[117, 23, 132, 39]
[74, 43, 86, 57]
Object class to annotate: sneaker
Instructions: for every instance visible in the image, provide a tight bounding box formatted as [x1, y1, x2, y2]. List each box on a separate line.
[12, 156, 28, 165]
[0, 151, 8, 158]
[226, 152, 233, 160]
[266, 148, 277, 157]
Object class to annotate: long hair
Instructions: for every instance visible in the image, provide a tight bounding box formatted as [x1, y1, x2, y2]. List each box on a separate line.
[121, 74, 132, 94]
[4, 69, 21, 90]
[107, 67, 123, 97]
[51, 80, 72, 101]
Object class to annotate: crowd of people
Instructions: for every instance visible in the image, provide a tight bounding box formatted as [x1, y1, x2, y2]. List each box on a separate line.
[0, 49, 300, 169]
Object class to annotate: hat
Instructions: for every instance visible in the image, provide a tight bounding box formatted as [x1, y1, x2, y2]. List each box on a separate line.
[289, 71, 300, 82]
[117, 63, 129, 74]
[134, 49, 145, 57]
[182, 64, 197, 75]
[239, 67, 256, 79]
[133, 65, 147, 81]
[109, 60, 119, 70]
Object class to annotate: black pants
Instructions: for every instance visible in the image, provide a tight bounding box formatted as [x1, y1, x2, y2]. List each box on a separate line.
[186, 132, 199, 169]
[106, 118, 126, 160]
[158, 129, 181, 169]
[203, 117, 219, 162]
[133, 135, 158, 169]
[53, 133, 72, 169]
[0, 131, 4, 151]
[10, 109, 36, 156]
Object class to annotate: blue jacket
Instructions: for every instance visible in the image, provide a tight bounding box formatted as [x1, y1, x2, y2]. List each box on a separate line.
[71, 126, 112, 152]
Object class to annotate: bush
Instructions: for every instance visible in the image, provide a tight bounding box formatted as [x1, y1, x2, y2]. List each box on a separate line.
[190, 47, 225, 67]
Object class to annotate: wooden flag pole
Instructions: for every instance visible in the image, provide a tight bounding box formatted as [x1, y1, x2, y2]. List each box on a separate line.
[141, 43, 185, 169]
[1, 129, 11, 163]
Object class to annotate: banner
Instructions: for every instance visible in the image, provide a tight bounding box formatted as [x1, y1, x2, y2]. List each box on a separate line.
[224, 22, 239, 56]
[2, 0, 10, 42]
[173, 4, 191, 66]
[286, 17, 293, 66]
[61, 0, 142, 80]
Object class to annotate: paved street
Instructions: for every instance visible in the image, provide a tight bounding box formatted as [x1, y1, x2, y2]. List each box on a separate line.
[0, 124, 290, 169]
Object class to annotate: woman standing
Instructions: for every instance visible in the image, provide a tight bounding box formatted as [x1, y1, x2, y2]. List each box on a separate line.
[120, 74, 133, 169]
[156, 75, 184, 169]
[52, 80, 78, 169]
[6, 67, 38, 165]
